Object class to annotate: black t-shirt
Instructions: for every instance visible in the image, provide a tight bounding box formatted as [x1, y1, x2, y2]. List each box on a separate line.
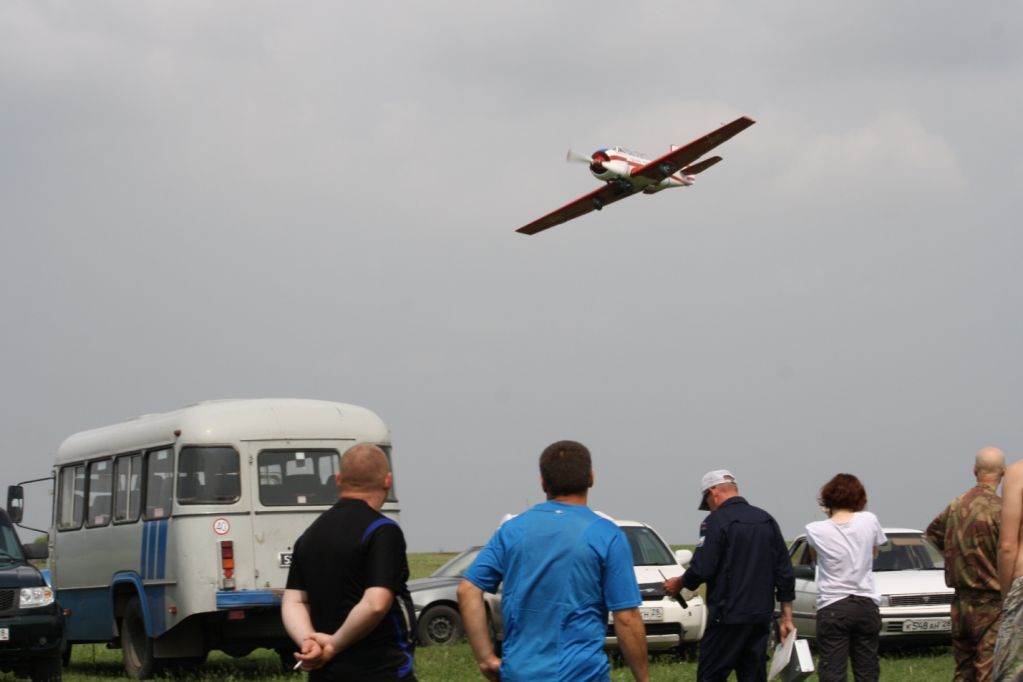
[286, 498, 415, 681]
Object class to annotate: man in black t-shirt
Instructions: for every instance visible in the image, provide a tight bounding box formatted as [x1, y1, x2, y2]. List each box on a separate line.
[282, 443, 416, 681]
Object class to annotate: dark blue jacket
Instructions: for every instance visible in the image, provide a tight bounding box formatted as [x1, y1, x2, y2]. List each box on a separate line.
[681, 496, 795, 625]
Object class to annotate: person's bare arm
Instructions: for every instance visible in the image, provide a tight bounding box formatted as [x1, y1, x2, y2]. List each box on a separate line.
[612, 607, 649, 682]
[777, 601, 795, 641]
[999, 463, 1023, 596]
[457, 579, 501, 681]
[281, 589, 323, 669]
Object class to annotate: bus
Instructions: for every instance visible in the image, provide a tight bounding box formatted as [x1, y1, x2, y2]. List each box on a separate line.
[9, 398, 397, 679]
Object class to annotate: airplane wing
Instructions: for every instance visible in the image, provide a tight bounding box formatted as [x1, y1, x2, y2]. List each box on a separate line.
[632, 116, 755, 182]
[681, 155, 722, 175]
[515, 182, 641, 235]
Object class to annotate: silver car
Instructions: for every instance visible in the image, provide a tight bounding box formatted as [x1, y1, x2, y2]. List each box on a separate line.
[408, 546, 485, 645]
[782, 528, 953, 645]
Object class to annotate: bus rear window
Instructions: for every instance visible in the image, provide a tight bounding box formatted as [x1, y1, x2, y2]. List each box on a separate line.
[258, 450, 338, 506]
[177, 447, 241, 505]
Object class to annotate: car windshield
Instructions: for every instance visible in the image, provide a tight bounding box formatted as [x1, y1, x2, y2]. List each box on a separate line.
[622, 525, 675, 567]
[0, 522, 25, 563]
[873, 533, 944, 571]
[432, 547, 482, 578]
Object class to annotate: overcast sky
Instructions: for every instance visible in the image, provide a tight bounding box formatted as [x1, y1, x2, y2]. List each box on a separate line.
[2, 2, 1021, 551]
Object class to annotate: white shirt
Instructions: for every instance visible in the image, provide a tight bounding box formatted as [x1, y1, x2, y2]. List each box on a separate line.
[805, 511, 887, 608]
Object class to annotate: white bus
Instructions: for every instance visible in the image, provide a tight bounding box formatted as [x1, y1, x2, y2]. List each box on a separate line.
[32, 399, 397, 678]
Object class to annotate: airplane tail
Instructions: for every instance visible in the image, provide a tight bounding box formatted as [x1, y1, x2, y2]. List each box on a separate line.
[680, 156, 722, 175]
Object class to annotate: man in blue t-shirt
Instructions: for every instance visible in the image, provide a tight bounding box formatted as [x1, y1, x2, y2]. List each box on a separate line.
[458, 440, 649, 682]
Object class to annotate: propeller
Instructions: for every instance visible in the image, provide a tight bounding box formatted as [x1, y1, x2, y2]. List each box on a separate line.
[565, 149, 593, 164]
[566, 149, 610, 172]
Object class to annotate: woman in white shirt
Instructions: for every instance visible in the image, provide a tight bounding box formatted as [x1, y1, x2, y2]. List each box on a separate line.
[805, 473, 887, 682]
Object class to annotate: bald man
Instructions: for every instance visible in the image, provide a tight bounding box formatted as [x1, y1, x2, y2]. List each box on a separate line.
[282, 444, 417, 681]
[926, 446, 1006, 681]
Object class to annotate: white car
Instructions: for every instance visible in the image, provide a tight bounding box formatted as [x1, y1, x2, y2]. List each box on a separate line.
[781, 528, 953, 645]
[489, 518, 707, 654]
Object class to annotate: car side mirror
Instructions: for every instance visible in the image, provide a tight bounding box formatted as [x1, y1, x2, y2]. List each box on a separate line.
[23, 542, 48, 561]
[675, 549, 693, 567]
[792, 564, 815, 580]
[6, 485, 24, 524]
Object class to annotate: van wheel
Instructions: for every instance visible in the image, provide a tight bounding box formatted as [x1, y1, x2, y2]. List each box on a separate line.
[30, 656, 62, 681]
[416, 605, 464, 645]
[60, 641, 72, 668]
[122, 596, 156, 679]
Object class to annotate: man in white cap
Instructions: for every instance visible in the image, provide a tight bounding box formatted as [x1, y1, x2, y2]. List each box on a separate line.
[665, 470, 794, 681]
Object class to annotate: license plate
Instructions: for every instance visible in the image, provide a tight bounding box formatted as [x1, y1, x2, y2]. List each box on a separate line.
[902, 618, 951, 632]
[640, 606, 663, 622]
[0, 628, 8, 641]
[278, 552, 293, 568]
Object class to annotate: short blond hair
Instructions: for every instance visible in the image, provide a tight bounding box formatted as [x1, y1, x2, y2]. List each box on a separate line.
[339, 443, 390, 491]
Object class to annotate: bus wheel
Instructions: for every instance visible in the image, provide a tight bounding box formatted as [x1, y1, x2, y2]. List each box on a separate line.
[122, 596, 156, 679]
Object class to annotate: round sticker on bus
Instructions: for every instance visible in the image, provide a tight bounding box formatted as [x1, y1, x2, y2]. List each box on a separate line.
[213, 518, 231, 535]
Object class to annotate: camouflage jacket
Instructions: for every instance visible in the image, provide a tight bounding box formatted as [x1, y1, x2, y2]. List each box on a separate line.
[926, 483, 1001, 593]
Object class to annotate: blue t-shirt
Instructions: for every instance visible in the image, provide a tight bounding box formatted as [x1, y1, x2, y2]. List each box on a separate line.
[464, 502, 641, 682]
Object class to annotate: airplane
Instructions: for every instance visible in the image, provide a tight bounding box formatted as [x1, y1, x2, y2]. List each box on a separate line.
[515, 116, 755, 235]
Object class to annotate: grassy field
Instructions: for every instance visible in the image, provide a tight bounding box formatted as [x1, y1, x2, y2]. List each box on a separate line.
[0, 552, 955, 681]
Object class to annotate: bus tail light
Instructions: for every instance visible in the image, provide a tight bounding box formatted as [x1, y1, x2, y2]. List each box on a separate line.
[221, 540, 236, 590]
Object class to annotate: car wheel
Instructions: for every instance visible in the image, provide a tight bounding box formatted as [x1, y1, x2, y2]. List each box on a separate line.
[121, 596, 156, 679]
[416, 604, 464, 645]
[60, 641, 72, 668]
[30, 656, 62, 682]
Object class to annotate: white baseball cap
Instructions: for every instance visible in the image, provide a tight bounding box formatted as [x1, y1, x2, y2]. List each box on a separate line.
[699, 469, 736, 510]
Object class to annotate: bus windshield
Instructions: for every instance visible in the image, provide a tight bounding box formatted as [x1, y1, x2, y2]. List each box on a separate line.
[177, 446, 241, 504]
[258, 449, 339, 506]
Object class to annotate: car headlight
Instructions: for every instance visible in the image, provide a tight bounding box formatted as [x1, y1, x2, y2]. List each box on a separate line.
[879, 594, 890, 607]
[19, 586, 54, 608]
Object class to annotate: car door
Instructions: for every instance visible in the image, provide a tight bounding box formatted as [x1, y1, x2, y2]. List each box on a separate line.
[788, 538, 818, 638]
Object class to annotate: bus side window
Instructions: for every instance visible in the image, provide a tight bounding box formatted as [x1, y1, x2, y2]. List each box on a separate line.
[86, 459, 113, 527]
[114, 453, 142, 523]
[57, 464, 85, 530]
[145, 447, 174, 519]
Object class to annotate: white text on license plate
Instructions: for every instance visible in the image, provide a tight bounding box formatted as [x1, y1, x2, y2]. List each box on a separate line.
[640, 606, 663, 622]
[0, 628, 9, 641]
[278, 552, 293, 568]
[902, 618, 950, 632]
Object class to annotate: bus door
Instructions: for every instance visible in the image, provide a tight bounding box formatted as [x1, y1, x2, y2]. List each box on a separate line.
[247, 442, 353, 591]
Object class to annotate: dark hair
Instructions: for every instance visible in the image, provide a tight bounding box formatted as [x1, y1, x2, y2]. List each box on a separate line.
[539, 440, 592, 497]
[818, 473, 867, 512]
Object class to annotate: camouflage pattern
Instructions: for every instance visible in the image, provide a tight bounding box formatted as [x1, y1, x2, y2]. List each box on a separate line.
[926, 483, 1002, 592]
[993, 576, 1023, 681]
[953, 589, 1002, 681]
[928, 483, 1003, 680]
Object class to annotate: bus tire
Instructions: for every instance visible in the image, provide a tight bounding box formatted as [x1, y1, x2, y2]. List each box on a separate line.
[122, 596, 156, 680]
[30, 656, 62, 682]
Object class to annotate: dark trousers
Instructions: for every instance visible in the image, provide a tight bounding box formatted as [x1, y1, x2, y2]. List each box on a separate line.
[816, 595, 881, 682]
[697, 621, 770, 682]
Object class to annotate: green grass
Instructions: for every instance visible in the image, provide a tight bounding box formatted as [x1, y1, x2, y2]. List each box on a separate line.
[0, 551, 954, 681]
[0, 642, 955, 681]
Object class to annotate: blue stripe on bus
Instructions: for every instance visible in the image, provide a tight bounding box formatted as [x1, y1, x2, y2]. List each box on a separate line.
[139, 521, 150, 578]
[216, 590, 282, 609]
[360, 517, 397, 544]
[155, 519, 168, 580]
